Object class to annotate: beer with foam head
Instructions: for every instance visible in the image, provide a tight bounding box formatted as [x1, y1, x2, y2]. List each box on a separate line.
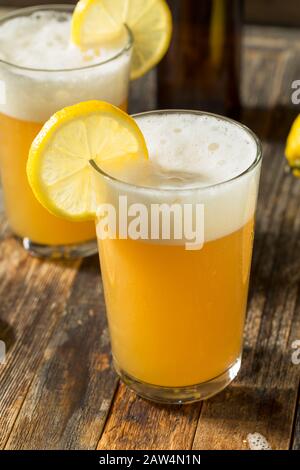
[95, 110, 262, 403]
[0, 5, 131, 257]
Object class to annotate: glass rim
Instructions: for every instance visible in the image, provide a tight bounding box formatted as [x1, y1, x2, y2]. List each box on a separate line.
[0, 4, 133, 73]
[90, 109, 263, 194]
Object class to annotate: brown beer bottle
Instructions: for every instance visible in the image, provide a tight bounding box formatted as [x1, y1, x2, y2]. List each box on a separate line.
[157, 0, 243, 118]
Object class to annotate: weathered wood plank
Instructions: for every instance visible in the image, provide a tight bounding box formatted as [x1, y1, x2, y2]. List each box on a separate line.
[98, 383, 201, 450]
[290, 294, 300, 450]
[0, 233, 80, 449]
[292, 390, 300, 449]
[245, 26, 300, 51]
[5, 256, 118, 450]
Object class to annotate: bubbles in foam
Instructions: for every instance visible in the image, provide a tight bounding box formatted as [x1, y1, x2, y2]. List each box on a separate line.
[0, 10, 126, 69]
[100, 112, 261, 244]
[108, 113, 257, 189]
[0, 9, 131, 122]
[208, 143, 219, 152]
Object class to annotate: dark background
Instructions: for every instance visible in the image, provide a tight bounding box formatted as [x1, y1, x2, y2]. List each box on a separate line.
[1, 0, 300, 27]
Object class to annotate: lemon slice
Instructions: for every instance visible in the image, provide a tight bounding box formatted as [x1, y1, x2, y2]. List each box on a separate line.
[27, 101, 148, 221]
[285, 114, 300, 177]
[71, 0, 172, 80]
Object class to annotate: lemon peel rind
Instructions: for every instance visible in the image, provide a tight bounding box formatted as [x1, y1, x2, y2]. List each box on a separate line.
[27, 100, 148, 221]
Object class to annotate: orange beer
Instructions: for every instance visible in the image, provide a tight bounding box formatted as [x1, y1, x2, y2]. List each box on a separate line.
[99, 219, 254, 388]
[0, 5, 132, 257]
[95, 110, 262, 403]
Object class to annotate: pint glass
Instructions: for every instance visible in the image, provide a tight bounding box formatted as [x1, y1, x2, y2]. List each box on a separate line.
[0, 5, 132, 257]
[93, 110, 262, 404]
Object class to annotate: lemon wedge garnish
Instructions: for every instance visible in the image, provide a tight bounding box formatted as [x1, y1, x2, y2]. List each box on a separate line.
[71, 0, 172, 80]
[27, 101, 148, 221]
[285, 114, 300, 177]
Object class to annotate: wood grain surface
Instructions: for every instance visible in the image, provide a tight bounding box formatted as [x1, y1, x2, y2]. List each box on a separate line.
[0, 26, 299, 450]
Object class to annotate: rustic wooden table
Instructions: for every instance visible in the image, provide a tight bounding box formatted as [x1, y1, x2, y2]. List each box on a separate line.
[0, 19, 300, 450]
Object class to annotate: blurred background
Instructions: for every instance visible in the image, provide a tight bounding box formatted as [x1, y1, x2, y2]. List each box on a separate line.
[0, 0, 299, 120]
[2, 0, 300, 26]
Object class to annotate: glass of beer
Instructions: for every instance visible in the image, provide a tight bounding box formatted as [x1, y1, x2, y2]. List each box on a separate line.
[94, 110, 262, 404]
[0, 5, 132, 258]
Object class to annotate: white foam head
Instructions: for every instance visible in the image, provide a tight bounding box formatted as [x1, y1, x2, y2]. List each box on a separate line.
[109, 113, 257, 188]
[97, 112, 262, 244]
[0, 7, 131, 121]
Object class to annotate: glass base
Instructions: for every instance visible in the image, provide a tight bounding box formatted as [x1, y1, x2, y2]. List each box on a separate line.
[115, 357, 241, 404]
[21, 237, 97, 259]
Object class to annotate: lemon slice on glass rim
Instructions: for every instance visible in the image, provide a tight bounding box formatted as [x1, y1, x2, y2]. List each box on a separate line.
[26, 101, 148, 221]
[285, 114, 300, 177]
[71, 0, 172, 80]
